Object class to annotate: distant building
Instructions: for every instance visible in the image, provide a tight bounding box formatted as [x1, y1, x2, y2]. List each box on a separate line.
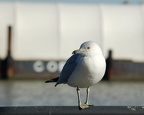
[0, 1, 144, 61]
[0, 1, 144, 78]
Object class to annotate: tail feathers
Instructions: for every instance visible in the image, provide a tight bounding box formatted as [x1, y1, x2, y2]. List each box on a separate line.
[55, 83, 59, 87]
[45, 77, 59, 83]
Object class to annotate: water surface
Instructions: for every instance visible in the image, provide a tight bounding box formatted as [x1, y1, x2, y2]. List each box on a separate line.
[0, 80, 144, 106]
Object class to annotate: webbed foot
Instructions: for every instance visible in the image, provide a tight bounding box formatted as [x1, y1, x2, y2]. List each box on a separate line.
[79, 104, 90, 110]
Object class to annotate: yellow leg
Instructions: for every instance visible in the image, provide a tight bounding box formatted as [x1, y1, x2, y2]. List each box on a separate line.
[85, 87, 90, 105]
[76, 87, 90, 109]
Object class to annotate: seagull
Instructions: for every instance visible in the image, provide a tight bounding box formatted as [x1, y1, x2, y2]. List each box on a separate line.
[45, 41, 106, 109]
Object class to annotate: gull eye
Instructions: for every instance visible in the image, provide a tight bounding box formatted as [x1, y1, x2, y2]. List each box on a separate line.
[87, 47, 90, 49]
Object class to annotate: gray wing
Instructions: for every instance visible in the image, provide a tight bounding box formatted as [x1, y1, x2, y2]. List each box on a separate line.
[55, 54, 79, 86]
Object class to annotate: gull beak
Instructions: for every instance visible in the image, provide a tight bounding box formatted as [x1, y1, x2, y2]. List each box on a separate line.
[72, 49, 84, 54]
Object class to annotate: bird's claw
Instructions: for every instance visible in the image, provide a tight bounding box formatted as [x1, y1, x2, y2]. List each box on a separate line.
[79, 104, 90, 110]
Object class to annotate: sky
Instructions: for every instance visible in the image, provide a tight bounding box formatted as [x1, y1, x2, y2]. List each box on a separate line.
[0, 0, 143, 4]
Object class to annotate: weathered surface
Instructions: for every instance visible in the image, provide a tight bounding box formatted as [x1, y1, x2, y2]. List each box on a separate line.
[1, 106, 144, 115]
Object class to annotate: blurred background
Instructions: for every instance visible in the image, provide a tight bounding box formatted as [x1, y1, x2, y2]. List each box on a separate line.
[0, 0, 144, 107]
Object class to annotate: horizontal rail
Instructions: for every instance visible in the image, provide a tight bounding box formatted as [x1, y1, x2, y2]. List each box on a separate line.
[0, 106, 144, 115]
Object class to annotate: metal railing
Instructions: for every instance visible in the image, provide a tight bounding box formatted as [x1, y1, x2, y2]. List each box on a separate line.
[0, 106, 144, 115]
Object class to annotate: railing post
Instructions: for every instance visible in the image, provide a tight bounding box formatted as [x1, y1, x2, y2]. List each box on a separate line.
[1, 26, 12, 79]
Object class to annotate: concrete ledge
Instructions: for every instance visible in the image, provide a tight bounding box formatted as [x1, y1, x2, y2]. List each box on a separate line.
[0, 106, 144, 115]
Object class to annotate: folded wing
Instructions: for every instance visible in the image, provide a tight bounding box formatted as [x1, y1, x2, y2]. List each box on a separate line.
[55, 54, 79, 86]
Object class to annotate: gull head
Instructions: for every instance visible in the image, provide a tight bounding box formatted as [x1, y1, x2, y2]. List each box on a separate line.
[72, 41, 103, 57]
